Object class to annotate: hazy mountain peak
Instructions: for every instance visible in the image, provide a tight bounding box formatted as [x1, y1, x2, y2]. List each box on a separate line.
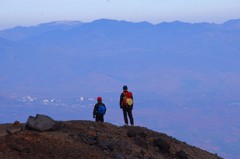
[0, 20, 83, 41]
[38, 20, 83, 28]
[223, 19, 240, 24]
[47, 20, 83, 25]
[87, 19, 148, 28]
[90, 18, 134, 25]
[223, 19, 240, 29]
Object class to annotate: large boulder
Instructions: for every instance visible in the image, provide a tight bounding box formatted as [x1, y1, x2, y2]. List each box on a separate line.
[25, 114, 57, 132]
[175, 150, 188, 159]
[153, 137, 170, 154]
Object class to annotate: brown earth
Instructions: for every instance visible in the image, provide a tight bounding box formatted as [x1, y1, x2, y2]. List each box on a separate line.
[0, 120, 223, 159]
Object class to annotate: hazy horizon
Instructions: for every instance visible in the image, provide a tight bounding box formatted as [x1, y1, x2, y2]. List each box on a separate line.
[1, 18, 240, 31]
[1, 0, 240, 30]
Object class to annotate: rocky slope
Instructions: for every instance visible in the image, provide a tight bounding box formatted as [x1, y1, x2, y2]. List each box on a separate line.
[0, 120, 223, 159]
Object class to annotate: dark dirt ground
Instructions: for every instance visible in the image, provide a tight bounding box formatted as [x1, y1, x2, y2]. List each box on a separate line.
[0, 120, 223, 159]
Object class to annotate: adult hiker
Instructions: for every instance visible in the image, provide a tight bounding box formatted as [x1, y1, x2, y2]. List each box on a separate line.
[119, 85, 134, 126]
[93, 96, 106, 122]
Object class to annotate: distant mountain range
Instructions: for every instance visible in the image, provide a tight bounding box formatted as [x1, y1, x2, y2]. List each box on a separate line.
[0, 19, 240, 100]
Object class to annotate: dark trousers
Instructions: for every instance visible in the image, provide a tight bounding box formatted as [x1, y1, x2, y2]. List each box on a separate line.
[96, 114, 104, 122]
[122, 107, 134, 125]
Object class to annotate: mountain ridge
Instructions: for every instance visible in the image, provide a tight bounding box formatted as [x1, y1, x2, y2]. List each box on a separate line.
[1, 19, 240, 41]
[0, 19, 240, 98]
[0, 119, 223, 159]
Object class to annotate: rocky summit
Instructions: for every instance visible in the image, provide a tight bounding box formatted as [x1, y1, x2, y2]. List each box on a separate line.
[0, 115, 222, 159]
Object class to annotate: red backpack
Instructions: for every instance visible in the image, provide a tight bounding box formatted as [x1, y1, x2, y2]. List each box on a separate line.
[122, 91, 133, 107]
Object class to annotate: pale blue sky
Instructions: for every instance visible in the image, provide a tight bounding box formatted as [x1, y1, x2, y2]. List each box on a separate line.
[0, 0, 239, 29]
